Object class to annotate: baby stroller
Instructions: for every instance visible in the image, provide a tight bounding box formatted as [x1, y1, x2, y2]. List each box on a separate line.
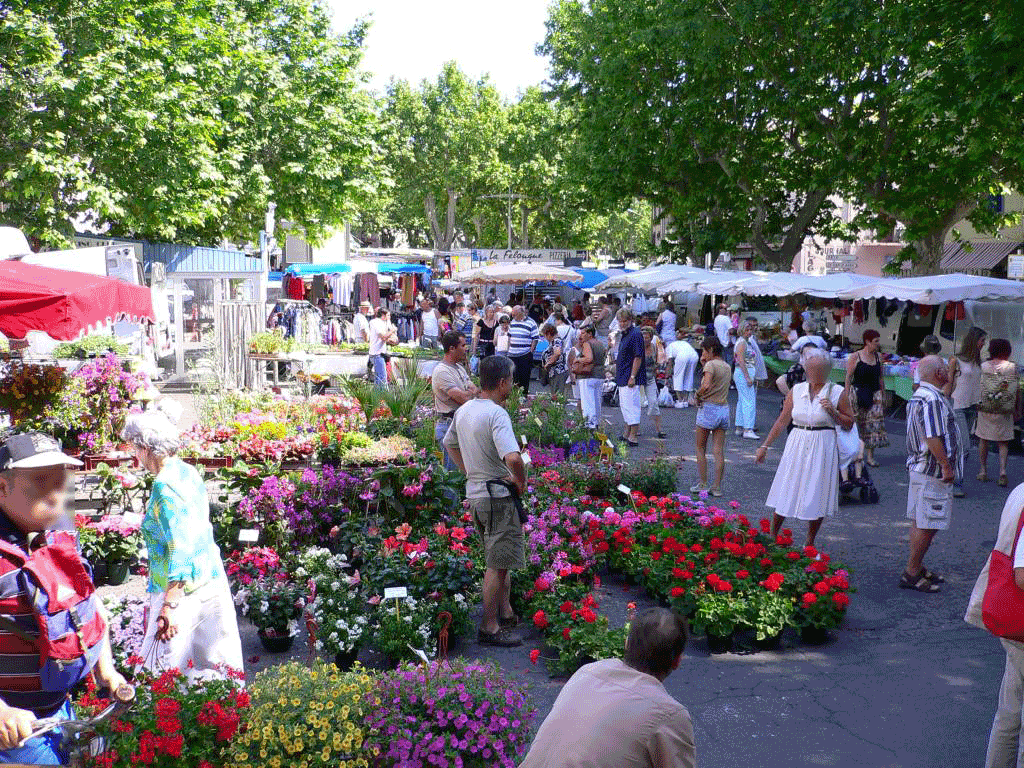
[602, 376, 618, 407]
[839, 454, 880, 504]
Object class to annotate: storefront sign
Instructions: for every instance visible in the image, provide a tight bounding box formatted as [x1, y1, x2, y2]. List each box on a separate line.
[1008, 254, 1024, 280]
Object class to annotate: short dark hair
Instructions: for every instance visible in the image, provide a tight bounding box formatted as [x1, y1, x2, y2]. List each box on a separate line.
[441, 330, 465, 353]
[541, 323, 557, 338]
[990, 337, 1012, 360]
[479, 355, 513, 390]
[701, 336, 723, 357]
[375, 307, 388, 318]
[624, 608, 687, 679]
[920, 335, 942, 356]
[862, 329, 880, 343]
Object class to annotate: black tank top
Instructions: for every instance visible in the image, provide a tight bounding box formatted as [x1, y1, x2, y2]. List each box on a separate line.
[852, 354, 882, 407]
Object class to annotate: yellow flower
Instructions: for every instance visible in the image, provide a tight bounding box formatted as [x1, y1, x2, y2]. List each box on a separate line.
[321, 748, 331, 762]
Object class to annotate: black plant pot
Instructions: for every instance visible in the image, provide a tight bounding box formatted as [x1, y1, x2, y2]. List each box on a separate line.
[258, 631, 295, 653]
[800, 626, 830, 646]
[753, 632, 782, 651]
[334, 648, 360, 670]
[106, 560, 130, 586]
[706, 631, 733, 654]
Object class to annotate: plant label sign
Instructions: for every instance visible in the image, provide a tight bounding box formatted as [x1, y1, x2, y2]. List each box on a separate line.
[533, 416, 543, 427]
[617, 484, 631, 496]
[238, 528, 259, 543]
[384, 586, 408, 599]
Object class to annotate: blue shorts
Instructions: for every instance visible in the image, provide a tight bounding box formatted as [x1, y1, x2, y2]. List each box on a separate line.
[0, 699, 71, 765]
[696, 403, 730, 431]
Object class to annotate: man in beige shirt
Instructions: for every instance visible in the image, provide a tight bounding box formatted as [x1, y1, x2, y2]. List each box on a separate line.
[432, 330, 479, 470]
[519, 608, 696, 768]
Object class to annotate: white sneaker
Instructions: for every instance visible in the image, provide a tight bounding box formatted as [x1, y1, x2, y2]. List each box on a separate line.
[742, 430, 760, 439]
[674, 401, 685, 409]
[689, 482, 709, 493]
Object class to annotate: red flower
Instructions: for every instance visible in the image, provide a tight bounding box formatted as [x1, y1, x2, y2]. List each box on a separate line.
[560, 601, 574, 614]
[803, 545, 819, 559]
[533, 610, 548, 629]
[813, 581, 830, 594]
[760, 557, 773, 567]
[672, 567, 685, 579]
[735, 570, 750, 579]
[802, 592, 818, 605]
[581, 608, 598, 623]
[651, 552, 662, 561]
[155, 698, 181, 719]
[534, 576, 552, 592]
[671, 586, 686, 597]
[562, 627, 571, 640]
[530, 649, 541, 664]
[689, 543, 703, 553]
[759, 518, 771, 532]
[786, 552, 800, 561]
[832, 592, 851, 608]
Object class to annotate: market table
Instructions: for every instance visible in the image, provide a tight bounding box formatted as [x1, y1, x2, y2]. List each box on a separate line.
[763, 355, 915, 402]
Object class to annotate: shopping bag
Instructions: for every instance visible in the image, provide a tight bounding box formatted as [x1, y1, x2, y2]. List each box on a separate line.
[966, 485, 1024, 640]
[658, 387, 674, 408]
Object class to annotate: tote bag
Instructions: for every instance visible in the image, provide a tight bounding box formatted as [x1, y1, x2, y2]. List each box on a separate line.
[965, 485, 1024, 640]
[826, 383, 860, 469]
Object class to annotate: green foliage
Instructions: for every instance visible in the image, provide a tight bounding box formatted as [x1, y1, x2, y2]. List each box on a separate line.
[340, 376, 383, 426]
[53, 335, 131, 360]
[0, 0, 379, 247]
[246, 332, 293, 357]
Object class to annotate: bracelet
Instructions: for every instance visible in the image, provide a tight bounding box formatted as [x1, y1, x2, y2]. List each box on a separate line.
[162, 601, 179, 610]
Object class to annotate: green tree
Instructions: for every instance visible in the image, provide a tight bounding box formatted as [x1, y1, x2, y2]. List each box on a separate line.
[0, 0, 378, 247]
[381, 62, 509, 251]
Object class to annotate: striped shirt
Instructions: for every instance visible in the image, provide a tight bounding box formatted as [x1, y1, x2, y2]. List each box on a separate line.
[906, 381, 963, 479]
[0, 518, 86, 717]
[508, 316, 539, 357]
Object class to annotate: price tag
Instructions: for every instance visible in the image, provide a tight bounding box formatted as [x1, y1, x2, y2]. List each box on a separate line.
[238, 529, 259, 543]
[384, 586, 408, 600]
[605, 438, 614, 448]
[521, 434, 528, 447]
[522, 451, 532, 466]
[617, 484, 632, 496]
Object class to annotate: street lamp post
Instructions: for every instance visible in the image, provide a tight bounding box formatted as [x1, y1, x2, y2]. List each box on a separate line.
[480, 186, 526, 249]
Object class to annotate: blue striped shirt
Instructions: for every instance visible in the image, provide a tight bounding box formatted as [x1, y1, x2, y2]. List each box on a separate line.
[906, 382, 962, 479]
[508, 317, 539, 357]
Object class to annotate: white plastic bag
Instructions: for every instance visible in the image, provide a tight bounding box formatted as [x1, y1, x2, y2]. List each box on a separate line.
[658, 386, 675, 407]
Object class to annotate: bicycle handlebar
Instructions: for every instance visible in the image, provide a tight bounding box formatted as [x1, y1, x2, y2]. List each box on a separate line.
[21, 684, 135, 748]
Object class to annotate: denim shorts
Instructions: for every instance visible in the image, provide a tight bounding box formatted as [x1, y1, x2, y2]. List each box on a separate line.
[696, 403, 730, 431]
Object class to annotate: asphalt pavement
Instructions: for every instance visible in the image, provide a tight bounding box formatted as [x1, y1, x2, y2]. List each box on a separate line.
[492, 384, 1011, 768]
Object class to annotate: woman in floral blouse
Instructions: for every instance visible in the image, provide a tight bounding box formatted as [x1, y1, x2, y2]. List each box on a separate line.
[122, 408, 243, 681]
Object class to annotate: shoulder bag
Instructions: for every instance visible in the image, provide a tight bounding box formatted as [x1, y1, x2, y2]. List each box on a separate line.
[966, 485, 1024, 640]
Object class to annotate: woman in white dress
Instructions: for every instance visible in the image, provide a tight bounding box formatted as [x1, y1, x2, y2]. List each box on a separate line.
[755, 349, 855, 548]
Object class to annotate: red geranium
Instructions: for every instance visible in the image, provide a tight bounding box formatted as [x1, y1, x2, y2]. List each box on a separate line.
[832, 592, 851, 608]
[802, 592, 818, 605]
[813, 581, 830, 594]
[533, 610, 548, 629]
[670, 587, 685, 597]
[530, 649, 541, 664]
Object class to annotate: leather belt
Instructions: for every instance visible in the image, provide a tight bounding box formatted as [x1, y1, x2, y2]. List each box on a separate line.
[792, 425, 833, 431]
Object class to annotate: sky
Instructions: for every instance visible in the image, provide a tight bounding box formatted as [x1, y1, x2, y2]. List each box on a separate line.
[327, 0, 553, 98]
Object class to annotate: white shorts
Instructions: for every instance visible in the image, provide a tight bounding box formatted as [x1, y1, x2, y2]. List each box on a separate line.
[618, 385, 642, 426]
[906, 470, 953, 531]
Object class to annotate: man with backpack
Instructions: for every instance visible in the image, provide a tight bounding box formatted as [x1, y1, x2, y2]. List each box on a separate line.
[0, 433, 127, 764]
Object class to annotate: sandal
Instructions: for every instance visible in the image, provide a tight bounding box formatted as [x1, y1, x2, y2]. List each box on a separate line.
[899, 569, 941, 593]
[921, 567, 945, 584]
[999, 474, 1008, 487]
[978, 471, 989, 482]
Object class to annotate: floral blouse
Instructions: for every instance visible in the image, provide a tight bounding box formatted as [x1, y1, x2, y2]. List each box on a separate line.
[142, 458, 225, 594]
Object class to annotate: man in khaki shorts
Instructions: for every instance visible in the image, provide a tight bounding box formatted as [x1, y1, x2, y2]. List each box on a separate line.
[444, 355, 527, 647]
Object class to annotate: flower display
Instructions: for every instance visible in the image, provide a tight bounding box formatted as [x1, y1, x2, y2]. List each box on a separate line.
[242, 578, 305, 638]
[227, 661, 372, 768]
[365, 660, 536, 768]
[102, 594, 147, 667]
[301, 548, 369, 656]
[79, 665, 248, 767]
[76, 514, 142, 564]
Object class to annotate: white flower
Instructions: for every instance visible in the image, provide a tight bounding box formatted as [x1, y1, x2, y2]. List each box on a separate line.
[331, 581, 341, 591]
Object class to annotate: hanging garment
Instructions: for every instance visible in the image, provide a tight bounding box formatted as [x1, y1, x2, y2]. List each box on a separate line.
[312, 274, 327, 303]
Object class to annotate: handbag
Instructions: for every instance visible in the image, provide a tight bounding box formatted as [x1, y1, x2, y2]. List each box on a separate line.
[966, 485, 1024, 640]
[978, 365, 1017, 415]
[826, 383, 859, 468]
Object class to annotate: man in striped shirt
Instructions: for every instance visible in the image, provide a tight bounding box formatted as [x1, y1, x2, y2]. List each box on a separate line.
[508, 305, 539, 394]
[0, 433, 127, 763]
[902, 356, 962, 594]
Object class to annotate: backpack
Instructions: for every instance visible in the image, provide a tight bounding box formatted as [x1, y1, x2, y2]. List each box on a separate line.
[0, 532, 106, 692]
[979, 365, 1018, 415]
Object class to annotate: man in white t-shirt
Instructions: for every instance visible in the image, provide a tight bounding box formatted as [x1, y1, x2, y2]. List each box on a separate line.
[443, 356, 527, 648]
[658, 301, 678, 347]
[713, 304, 734, 367]
[368, 308, 395, 388]
[353, 301, 372, 343]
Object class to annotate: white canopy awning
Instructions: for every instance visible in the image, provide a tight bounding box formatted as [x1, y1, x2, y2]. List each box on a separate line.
[834, 273, 1024, 303]
[594, 264, 715, 294]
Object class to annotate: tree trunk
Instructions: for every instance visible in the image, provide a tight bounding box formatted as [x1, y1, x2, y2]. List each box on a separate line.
[908, 199, 978, 275]
[424, 189, 461, 250]
[520, 203, 529, 249]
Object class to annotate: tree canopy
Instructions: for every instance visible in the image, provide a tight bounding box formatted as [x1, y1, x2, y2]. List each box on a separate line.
[0, 0, 379, 247]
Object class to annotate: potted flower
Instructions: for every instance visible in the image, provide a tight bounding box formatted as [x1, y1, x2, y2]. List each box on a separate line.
[370, 595, 434, 665]
[745, 578, 795, 650]
[228, 661, 372, 768]
[225, 546, 284, 603]
[365, 660, 536, 768]
[243, 577, 305, 652]
[300, 548, 368, 668]
[792, 570, 852, 645]
[78, 515, 142, 585]
[693, 575, 747, 653]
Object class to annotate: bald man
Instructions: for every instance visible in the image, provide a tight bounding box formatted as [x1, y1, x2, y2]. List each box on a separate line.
[901, 355, 962, 593]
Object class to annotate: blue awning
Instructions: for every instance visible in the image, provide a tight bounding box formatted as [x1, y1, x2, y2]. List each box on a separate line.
[284, 263, 352, 276]
[377, 263, 431, 274]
